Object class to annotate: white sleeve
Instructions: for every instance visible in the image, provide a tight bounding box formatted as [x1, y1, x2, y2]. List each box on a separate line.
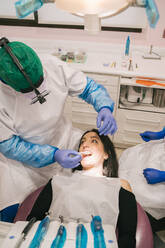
[0, 121, 15, 142]
[60, 63, 87, 97]
[0, 87, 17, 142]
[41, 55, 87, 97]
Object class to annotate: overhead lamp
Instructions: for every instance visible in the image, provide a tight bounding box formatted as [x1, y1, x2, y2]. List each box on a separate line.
[55, 0, 159, 34]
[15, 0, 159, 34]
[56, 0, 133, 34]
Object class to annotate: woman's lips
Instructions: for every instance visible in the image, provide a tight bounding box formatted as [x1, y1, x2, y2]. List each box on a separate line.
[80, 151, 92, 158]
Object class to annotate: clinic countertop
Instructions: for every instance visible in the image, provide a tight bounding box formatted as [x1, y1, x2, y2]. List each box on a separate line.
[15, 37, 165, 80]
[33, 37, 165, 81]
[66, 52, 165, 80]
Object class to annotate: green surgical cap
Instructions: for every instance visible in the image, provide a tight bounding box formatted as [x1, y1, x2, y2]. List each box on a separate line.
[0, 41, 43, 92]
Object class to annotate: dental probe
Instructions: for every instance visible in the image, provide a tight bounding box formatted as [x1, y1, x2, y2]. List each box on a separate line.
[50, 216, 66, 248]
[91, 216, 106, 248]
[50, 225, 66, 248]
[14, 217, 36, 248]
[28, 215, 50, 248]
[76, 219, 88, 248]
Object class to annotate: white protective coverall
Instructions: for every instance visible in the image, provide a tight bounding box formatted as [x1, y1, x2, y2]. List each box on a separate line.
[0, 54, 92, 210]
[119, 139, 165, 219]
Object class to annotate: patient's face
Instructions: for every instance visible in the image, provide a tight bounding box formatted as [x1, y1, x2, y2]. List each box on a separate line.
[79, 131, 108, 170]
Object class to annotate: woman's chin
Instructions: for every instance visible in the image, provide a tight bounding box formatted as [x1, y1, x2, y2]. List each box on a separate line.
[82, 164, 93, 170]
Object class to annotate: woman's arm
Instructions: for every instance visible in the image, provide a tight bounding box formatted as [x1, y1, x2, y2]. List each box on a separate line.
[117, 187, 137, 248]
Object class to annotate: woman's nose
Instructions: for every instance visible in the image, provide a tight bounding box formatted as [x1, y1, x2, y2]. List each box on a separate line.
[82, 143, 89, 149]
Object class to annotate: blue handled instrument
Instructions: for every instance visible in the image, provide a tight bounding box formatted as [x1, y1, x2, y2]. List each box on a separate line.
[91, 216, 106, 248]
[50, 224, 66, 248]
[76, 223, 88, 248]
[28, 216, 50, 248]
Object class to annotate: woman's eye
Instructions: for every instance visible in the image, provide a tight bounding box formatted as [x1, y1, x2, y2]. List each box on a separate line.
[92, 139, 98, 144]
[80, 140, 84, 145]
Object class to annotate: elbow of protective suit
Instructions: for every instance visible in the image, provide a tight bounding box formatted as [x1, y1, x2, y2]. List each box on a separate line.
[161, 127, 165, 138]
[153, 127, 165, 140]
[0, 135, 57, 168]
[78, 77, 114, 113]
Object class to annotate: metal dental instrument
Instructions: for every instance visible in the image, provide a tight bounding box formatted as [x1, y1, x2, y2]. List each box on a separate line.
[76, 219, 88, 248]
[50, 216, 67, 248]
[14, 217, 36, 248]
[128, 58, 133, 71]
[91, 216, 106, 248]
[28, 215, 50, 248]
[143, 44, 161, 60]
[69, 151, 91, 158]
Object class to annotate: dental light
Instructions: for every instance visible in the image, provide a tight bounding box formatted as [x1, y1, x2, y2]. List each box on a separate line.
[55, 0, 159, 34]
[56, 0, 132, 34]
[15, 0, 159, 34]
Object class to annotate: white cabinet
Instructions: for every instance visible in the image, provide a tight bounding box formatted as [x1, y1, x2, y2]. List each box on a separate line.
[113, 76, 165, 148]
[113, 109, 165, 147]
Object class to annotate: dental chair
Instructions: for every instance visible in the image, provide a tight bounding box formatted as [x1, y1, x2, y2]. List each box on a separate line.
[14, 185, 154, 248]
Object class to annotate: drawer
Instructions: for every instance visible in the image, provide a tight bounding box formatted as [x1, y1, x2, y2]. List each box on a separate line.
[85, 73, 119, 87]
[72, 111, 97, 125]
[114, 130, 144, 147]
[114, 109, 165, 147]
[116, 109, 162, 132]
[72, 100, 95, 113]
[72, 122, 97, 132]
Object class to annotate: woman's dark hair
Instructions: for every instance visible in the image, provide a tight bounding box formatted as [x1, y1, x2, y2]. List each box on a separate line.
[73, 129, 118, 177]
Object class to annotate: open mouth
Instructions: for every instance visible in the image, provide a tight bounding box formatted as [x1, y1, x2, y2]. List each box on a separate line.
[80, 151, 92, 158]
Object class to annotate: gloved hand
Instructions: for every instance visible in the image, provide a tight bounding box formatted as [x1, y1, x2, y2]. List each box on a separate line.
[140, 128, 165, 142]
[97, 108, 117, 136]
[54, 149, 81, 169]
[143, 168, 165, 184]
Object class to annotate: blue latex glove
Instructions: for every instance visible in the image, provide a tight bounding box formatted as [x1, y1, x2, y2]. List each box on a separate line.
[143, 168, 165, 184]
[97, 108, 117, 136]
[54, 149, 81, 169]
[140, 128, 165, 142]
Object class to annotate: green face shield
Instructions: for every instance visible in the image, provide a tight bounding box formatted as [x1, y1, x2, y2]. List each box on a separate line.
[0, 39, 43, 93]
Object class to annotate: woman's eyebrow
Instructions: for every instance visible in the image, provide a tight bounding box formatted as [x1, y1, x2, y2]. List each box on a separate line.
[81, 135, 99, 142]
[90, 136, 99, 139]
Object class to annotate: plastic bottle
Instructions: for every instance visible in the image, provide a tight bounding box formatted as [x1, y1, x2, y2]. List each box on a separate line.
[125, 36, 130, 56]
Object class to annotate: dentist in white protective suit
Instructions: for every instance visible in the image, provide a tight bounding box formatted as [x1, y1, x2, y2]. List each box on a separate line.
[119, 127, 165, 233]
[0, 37, 117, 222]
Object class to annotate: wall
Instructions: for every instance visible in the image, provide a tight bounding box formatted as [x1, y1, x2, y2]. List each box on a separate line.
[0, 0, 165, 48]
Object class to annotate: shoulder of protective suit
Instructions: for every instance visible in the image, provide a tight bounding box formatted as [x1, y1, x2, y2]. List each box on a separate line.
[39, 53, 65, 67]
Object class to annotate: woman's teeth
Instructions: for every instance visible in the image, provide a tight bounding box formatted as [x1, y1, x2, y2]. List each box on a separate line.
[80, 151, 92, 158]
